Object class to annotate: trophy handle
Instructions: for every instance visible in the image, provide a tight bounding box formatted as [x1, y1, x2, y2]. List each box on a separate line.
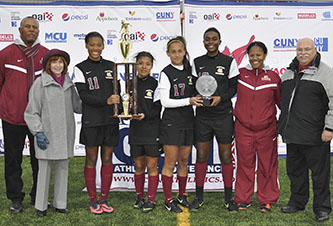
[112, 63, 119, 116]
[132, 64, 138, 115]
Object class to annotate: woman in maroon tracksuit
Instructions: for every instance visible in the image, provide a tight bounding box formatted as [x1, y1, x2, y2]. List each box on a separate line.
[233, 41, 281, 213]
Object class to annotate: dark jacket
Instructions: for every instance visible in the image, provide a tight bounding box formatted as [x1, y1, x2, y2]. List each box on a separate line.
[129, 76, 161, 145]
[278, 53, 333, 145]
[73, 57, 119, 127]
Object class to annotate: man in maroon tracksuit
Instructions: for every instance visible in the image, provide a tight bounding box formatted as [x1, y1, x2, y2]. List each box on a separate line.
[0, 17, 48, 214]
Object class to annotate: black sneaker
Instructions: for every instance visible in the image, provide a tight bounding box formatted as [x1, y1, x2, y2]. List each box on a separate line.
[237, 203, 252, 211]
[189, 197, 204, 210]
[142, 199, 156, 213]
[259, 204, 271, 213]
[9, 200, 23, 214]
[177, 195, 190, 208]
[133, 197, 145, 209]
[165, 200, 183, 213]
[224, 200, 238, 212]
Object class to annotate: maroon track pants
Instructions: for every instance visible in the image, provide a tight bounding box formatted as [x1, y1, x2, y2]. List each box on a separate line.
[234, 120, 279, 205]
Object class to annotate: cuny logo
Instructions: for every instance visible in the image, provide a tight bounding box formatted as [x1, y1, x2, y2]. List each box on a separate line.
[273, 38, 298, 52]
[314, 37, 328, 52]
[156, 12, 175, 21]
[203, 13, 220, 21]
[62, 13, 88, 21]
[96, 12, 117, 22]
[45, 32, 67, 43]
[150, 34, 176, 42]
[31, 12, 54, 22]
[273, 37, 328, 52]
[225, 13, 247, 20]
[297, 13, 316, 19]
[0, 34, 14, 42]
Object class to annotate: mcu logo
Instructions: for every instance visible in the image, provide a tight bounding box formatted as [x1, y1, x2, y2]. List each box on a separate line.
[45, 32, 67, 43]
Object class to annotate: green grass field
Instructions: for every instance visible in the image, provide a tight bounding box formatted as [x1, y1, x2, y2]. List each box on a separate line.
[0, 156, 332, 226]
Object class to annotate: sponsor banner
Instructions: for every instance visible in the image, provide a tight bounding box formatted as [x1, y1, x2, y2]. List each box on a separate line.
[184, 0, 333, 73]
[0, 1, 182, 191]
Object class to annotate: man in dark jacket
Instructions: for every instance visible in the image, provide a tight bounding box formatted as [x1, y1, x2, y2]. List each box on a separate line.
[0, 17, 48, 214]
[279, 38, 333, 222]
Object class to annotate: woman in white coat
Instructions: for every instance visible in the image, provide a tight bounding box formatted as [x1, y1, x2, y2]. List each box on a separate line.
[24, 49, 81, 217]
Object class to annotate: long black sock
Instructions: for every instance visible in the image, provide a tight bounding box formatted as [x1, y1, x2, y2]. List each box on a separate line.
[196, 186, 204, 201]
[224, 186, 232, 201]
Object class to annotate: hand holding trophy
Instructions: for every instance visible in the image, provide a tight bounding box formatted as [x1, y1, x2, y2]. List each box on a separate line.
[112, 20, 138, 119]
[195, 74, 218, 106]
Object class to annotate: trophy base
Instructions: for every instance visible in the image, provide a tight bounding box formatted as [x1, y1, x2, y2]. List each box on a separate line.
[203, 98, 211, 107]
[118, 114, 133, 119]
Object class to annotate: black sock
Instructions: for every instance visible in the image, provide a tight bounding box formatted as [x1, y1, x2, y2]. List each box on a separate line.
[196, 186, 204, 201]
[224, 187, 232, 201]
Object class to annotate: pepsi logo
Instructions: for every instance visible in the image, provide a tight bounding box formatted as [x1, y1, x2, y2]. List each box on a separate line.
[62, 13, 70, 21]
[151, 34, 159, 42]
[226, 14, 232, 20]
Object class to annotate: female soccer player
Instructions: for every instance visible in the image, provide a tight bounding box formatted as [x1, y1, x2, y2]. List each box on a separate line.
[159, 36, 202, 213]
[129, 51, 161, 213]
[73, 32, 120, 215]
[190, 27, 239, 211]
[233, 41, 280, 212]
[25, 49, 81, 217]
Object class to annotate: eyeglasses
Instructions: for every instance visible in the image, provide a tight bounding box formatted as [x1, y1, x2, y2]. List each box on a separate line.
[296, 47, 314, 52]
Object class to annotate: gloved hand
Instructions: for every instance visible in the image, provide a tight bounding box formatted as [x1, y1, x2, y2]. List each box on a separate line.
[36, 132, 49, 150]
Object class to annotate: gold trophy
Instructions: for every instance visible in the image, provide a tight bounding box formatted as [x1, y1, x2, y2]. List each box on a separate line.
[112, 20, 138, 119]
[119, 20, 132, 63]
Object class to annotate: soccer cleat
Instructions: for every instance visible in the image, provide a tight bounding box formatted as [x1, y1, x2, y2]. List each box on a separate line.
[99, 200, 114, 213]
[237, 203, 252, 211]
[133, 197, 145, 209]
[9, 201, 23, 214]
[165, 200, 183, 213]
[142, 199, 156, 213]
[89, 201, 103, 215]
[177, 195, 190, 208]
[224, 199, 238, 212]
[189, 197, 204, 210]
[259, 204, 271, 213]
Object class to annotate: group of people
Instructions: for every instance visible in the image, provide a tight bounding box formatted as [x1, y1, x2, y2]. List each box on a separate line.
[0, 16, 332, 223]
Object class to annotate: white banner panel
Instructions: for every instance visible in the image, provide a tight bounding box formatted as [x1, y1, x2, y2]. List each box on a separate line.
[0, 1, 183, 191]
[183, 0, 333, 190]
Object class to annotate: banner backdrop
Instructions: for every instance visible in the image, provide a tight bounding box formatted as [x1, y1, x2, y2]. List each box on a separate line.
[1, 1, 333, 191]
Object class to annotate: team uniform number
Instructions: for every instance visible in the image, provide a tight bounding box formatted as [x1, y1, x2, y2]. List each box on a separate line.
[87, 76, 100, 90]
[173, 83, 185, 96]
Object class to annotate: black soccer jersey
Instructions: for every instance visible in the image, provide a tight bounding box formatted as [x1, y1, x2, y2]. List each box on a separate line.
[73, 57, 119, 127]
[160, 64, 195, 129]
[193, 52, 239, 117]
[129, 76, 161, 145]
